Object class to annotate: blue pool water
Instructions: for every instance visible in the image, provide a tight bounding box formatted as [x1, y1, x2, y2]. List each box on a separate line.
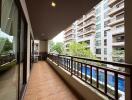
[61, 61, 125, 92]
[81, 66, 125, 92]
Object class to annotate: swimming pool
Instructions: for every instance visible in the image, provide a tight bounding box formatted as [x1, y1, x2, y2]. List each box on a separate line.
[81, 66, 125, 92]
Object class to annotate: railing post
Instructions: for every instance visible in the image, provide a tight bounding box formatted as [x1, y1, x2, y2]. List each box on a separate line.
[71, 57, 73, 76]
[57, 55, 59, 66]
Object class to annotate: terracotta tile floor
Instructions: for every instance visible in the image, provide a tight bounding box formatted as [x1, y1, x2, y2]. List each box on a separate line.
[24, 61, 79, 100]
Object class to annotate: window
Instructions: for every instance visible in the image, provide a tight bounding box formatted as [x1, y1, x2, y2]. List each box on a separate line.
[116, 36, 124, 42]
[96, 49, 101, 54]
[116, 13, 124, 20]
[104, 30, 109, 37]
[96, 7, 101, 15]
[104, 11, 109, 19]
[104, 48, 107, 55]
[104, 39, 107, 46]
[96, 40, 101, 46]
[96, 16, 101, 22]
[104, 58, 107, 61]
[116, 24, 124, 29]
[104, 20, 110, 28]
[104, 2, 108, 9]
[96, 24, 101, 30]
[96, 32, 101, 38]
[1, 0, 19, 99]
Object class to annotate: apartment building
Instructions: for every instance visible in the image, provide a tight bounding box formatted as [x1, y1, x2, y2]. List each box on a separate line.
[64, 23, 76, 53]
[64, 0, 125, 63]
[108, 0, 125, 62]
[95, 0, 111, 61]
[76, 8, 96, 55]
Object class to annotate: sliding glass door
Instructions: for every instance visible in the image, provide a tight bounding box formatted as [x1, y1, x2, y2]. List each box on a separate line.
[0, 0, 19, 100]
[0, 0, 28, 100]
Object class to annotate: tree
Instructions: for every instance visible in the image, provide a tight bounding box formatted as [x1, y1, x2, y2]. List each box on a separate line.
[1, 39, 13, 54]
[48, 40, 55, 53]
[68, 41, 96, 59]
[0, 37, 6, 53]
[51, 42, 64, 54]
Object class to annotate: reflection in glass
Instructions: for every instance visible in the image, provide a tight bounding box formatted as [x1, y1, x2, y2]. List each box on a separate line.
[0, 0, 18, 100]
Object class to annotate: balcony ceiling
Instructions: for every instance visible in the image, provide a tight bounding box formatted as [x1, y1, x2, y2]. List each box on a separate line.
[26, 0, 101, 40]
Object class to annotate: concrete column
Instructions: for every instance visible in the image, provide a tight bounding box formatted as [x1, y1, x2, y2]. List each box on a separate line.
[125, 0, 132, 100]
[27, 25, 31, 81]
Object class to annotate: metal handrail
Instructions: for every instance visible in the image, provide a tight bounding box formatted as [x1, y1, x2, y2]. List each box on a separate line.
[48, 53, 132, 100]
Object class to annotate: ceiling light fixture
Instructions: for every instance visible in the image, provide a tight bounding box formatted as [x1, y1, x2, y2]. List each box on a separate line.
[51, 1, 56, 7]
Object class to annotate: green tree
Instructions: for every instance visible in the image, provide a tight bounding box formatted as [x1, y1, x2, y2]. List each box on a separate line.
[1, 39, 13, 54]
[48, 40, 55, 52]
[0, 37, 6, 53]
[68, 41, 96, 59]
[51, 42, 64, 54]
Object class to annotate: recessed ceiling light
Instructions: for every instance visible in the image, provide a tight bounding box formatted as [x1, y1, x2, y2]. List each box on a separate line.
[51, 1, 56, 7]
[8, 18, 11, 20]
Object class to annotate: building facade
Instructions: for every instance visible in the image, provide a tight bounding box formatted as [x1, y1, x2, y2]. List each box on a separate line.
[64, 23, 77, 54]
[64, 0, 125, 63]
[108, 0, 125, 62]
[76, 8, 96, 55]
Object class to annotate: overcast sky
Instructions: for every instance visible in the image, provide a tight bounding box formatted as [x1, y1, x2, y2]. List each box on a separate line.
[53, 31, 64, 43]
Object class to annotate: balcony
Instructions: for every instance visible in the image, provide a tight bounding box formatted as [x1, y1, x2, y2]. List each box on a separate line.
[77, 31, 83, 36]
[84, 28, 95, 35]
[108, 0, 119, 7]
[109, 2, 124, 16]
[112, 42, 124, 47]
[64, 32, 74, 37]
[83, 20, 95, 28]
[24, 61, 80, 100]
[113, 27, 125, 35]
[64, 35, 75, 42]
[83, 11, 95, 21]
[109, 17, 124, 26]
[77, 24, 84, 31]
[47, 54, 132, 100]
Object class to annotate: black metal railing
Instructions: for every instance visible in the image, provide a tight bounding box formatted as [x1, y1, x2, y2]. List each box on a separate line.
[0, 53, 15, 65]
[48, 54, 132, 100]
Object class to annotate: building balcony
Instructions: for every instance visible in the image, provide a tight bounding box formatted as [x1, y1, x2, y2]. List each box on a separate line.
[109, 3, 124, 16]
[108, 0, 120, 7]
[46, 54, 131, 100]
[77, 25, 83, 31]
[83, 28, 95, 35]
[77, 18, 84, 25]
[112, 41, 124, 46]
[109, 17, 124, 26]
[64, 36, 75, 42]
[83, 11, 95, 21]
[64, 32, 74, 37]
[83, 20, 95, 28]
[24, 61, 80, 100]
[77, 32, 83, 36]
[113, 27, 125, 35]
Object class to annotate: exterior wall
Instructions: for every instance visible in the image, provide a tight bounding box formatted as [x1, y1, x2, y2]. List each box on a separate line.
[39, 40, 48, 53]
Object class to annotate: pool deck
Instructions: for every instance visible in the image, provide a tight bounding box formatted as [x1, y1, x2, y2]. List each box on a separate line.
[24, 61, 79, 100]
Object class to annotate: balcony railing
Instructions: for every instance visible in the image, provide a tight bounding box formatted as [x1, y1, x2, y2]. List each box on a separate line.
[48, 54, 132, 100]
[0, 53, 15, 66]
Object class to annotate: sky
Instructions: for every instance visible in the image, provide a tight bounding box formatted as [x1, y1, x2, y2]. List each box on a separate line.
[52, 31, 64, 43]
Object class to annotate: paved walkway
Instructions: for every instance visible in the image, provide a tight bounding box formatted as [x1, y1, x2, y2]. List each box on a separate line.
[24, 61, 79, 100]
